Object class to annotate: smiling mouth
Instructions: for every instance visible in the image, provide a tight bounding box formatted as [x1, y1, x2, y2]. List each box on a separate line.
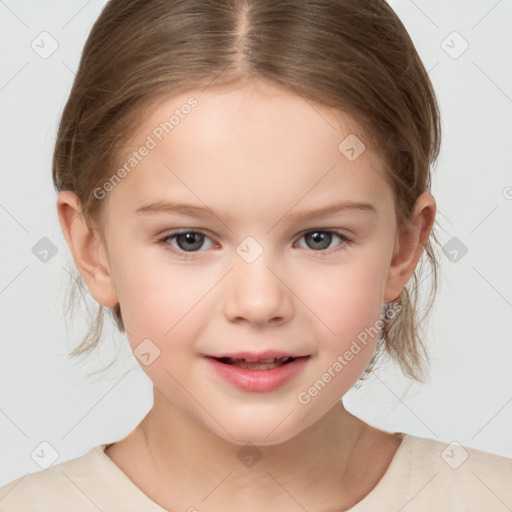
[205, 354, 310, 392]
[209, 356, 305, 370]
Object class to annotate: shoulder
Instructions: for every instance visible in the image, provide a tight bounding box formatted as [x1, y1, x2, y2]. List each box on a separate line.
[0, 443, 165, 512]
[398, 434, 512, 510]
[0, 445, 109, 511]
[405, 433, 512, 475]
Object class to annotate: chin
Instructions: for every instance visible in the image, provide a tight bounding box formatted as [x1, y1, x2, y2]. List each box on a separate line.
[204, 409, 314, 447]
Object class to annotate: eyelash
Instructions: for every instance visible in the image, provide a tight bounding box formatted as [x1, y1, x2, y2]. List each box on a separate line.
[157, 229, 352, 259]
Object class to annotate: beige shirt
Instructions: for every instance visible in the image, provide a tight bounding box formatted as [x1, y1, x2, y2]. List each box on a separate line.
[0, 433, 511, 511]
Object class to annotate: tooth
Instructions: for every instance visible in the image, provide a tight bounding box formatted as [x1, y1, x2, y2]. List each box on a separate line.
[223, 356, 294, 365]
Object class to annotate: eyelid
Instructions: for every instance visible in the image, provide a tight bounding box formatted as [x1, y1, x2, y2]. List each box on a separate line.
[159, 228, 217, 242]
[296, 227, 351, 239]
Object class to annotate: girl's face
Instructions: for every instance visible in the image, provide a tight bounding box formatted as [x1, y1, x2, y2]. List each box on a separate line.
[96, 81, 411, 444]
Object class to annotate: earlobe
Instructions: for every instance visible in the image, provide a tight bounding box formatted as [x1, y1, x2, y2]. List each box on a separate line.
[383, 192, 436, 302]
[56, 191, 118, 307]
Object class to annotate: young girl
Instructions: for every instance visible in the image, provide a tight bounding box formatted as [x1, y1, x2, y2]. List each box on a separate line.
[1, 0, 511, 510]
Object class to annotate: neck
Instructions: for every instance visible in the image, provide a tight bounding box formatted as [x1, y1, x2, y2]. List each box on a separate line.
[138, 388, 370, 511]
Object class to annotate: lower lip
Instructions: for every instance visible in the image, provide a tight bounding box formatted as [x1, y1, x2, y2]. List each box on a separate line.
[205, 357, 309, 392]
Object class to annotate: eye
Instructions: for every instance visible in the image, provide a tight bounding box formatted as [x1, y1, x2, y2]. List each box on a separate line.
[296, 230, 349, 251]
[161, 230, 215, 252]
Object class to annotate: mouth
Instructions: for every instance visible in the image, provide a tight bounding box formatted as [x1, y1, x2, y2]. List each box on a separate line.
[209, 355, 303, 370]
[204, 352, 310, 392]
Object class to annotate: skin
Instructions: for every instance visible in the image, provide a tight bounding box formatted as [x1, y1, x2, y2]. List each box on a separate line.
[57, 79, 436, 511]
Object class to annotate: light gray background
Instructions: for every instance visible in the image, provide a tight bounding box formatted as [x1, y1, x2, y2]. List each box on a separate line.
[1, 0, 511, 486]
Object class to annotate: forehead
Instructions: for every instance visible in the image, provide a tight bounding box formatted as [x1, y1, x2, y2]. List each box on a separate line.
[135, 81, 365, 158]
[109, 81, 392, 220]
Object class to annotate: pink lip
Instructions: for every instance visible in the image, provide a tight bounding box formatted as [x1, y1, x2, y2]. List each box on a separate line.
[204, 354, 310, 393]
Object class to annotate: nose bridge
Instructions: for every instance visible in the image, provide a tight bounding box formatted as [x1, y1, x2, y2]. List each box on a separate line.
[222, 240, 293, 325]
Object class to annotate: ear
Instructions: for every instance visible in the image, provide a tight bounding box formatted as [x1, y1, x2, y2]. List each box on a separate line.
[56, 190, 118, 307]
[384, 191, 436, 302]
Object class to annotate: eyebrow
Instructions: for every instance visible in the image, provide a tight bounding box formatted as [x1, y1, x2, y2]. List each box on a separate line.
[134, 200, 376, 222]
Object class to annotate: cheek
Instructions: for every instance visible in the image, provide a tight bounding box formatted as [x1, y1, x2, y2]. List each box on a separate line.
[298, 252, 388, 352]
[112, 252, 218, 346]
[116, 268, 174, 338]
[292, 258, 388, 407]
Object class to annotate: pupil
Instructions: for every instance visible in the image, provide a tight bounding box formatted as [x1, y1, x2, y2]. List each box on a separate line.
[177, 232, 204, 251]
[306, 231, 331, 250]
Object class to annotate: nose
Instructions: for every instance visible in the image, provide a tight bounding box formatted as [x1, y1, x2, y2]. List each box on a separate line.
[222, 253, 294, 326]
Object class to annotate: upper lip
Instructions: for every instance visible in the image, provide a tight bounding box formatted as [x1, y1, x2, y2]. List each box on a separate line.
[205, 350, 309, 362]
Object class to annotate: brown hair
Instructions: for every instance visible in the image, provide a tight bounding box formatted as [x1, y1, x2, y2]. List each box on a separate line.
[53, 0, 441, 383]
